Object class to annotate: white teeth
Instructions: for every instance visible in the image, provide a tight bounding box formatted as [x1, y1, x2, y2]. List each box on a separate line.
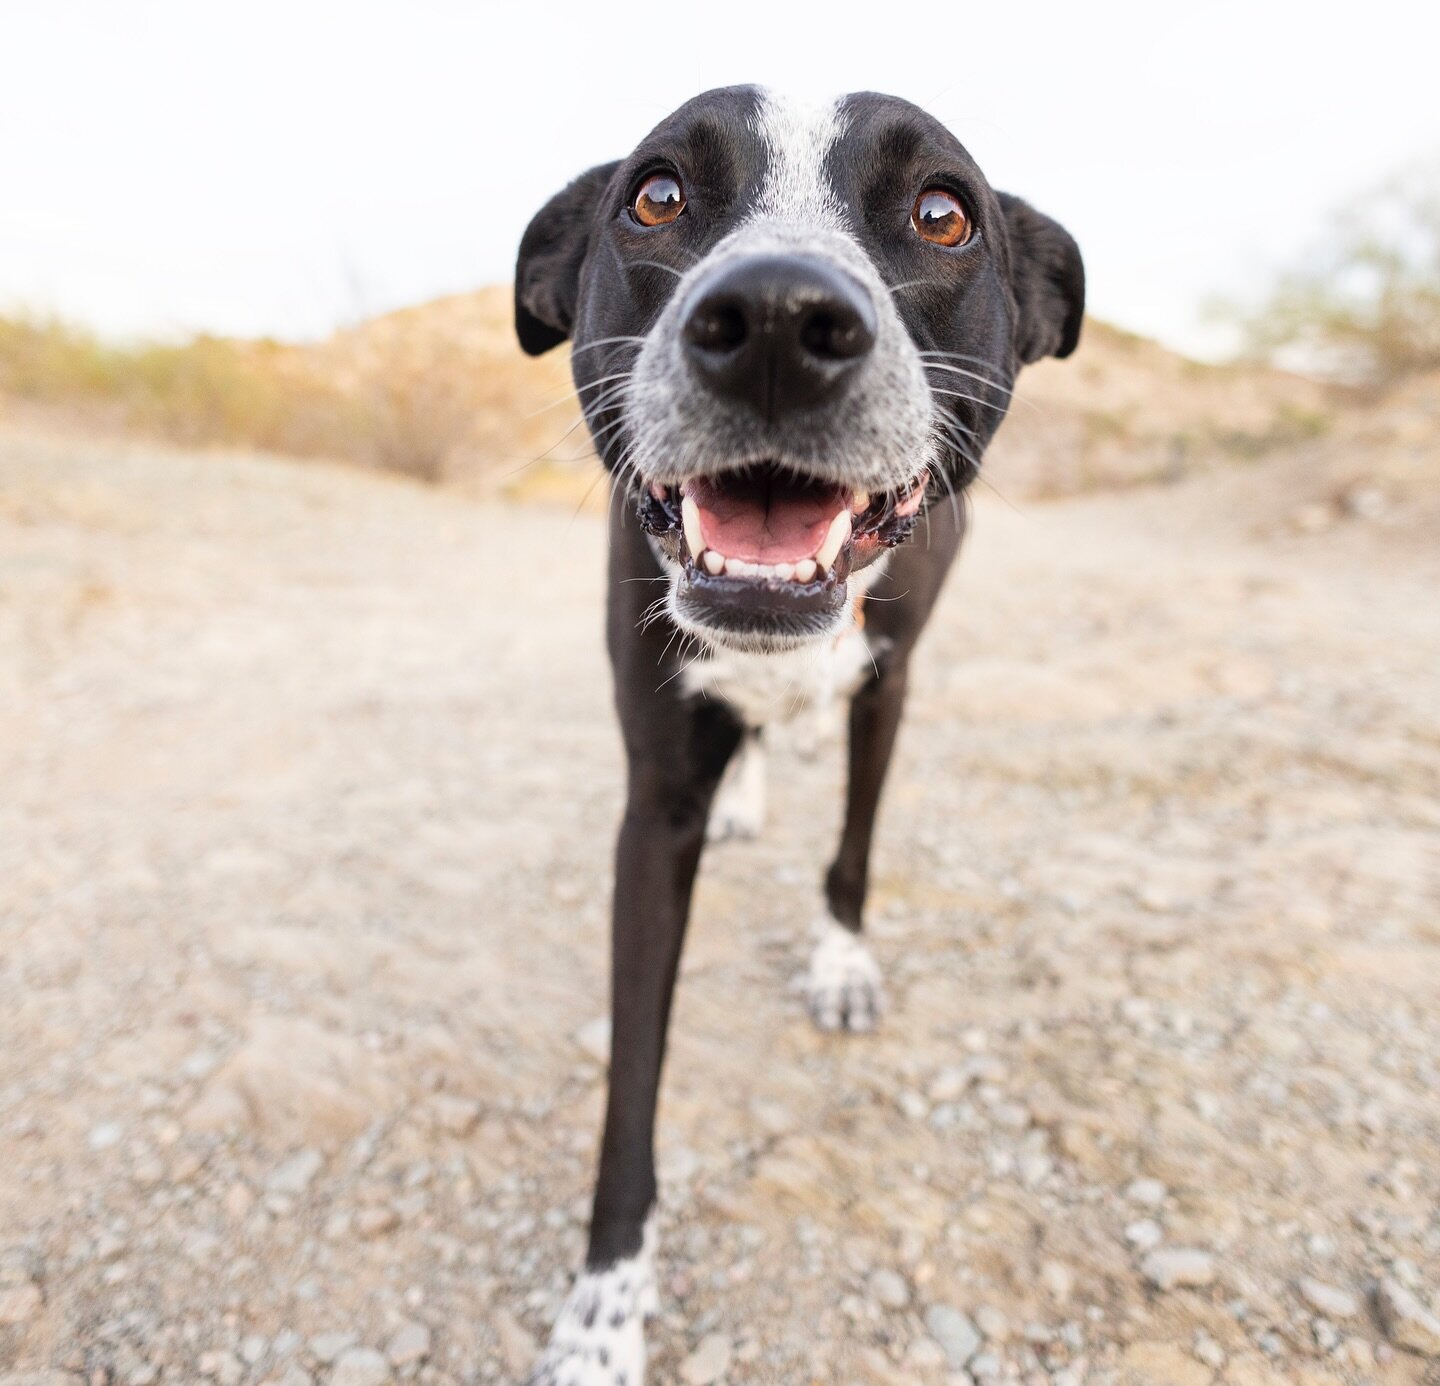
[701, 555, 822, 583]
[852, 491, 870, 513]
[815, 509, 852, 572]
[681, 495, 704, 558]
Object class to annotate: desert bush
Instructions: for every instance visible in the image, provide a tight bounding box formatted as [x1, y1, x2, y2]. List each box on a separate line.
[0, 314, 482, 481]
[1232, 162, 1440, 389]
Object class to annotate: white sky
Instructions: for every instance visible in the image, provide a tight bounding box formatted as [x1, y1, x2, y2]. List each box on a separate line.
[2, 0, 1438, 356]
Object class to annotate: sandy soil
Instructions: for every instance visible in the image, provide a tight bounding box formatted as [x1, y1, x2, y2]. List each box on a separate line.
[1, 425, 1437, 1386]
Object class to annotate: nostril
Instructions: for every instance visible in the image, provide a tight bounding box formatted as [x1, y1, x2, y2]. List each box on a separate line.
[684, 298, 748, 353]
[799, 302, 876, 362]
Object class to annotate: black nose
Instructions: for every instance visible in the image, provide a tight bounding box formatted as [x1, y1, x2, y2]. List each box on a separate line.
[681, 255, 877, 418]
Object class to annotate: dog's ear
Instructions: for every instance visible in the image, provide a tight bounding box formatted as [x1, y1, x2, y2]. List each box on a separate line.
[514, 161, 621, 356]
[997, 193, 1085, 364]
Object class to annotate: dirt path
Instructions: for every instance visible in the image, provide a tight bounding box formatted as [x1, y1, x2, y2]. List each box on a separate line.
[1, 427, 1437, 1386]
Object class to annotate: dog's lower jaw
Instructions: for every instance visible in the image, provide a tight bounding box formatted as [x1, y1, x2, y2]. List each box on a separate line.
[527, 1219, 658, 1385]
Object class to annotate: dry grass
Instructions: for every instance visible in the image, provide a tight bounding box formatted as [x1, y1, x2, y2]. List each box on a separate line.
[0, 290, 579, 490]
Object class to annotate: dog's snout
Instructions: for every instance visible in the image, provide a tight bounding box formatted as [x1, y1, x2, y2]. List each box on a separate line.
[681, 255, 877, 417]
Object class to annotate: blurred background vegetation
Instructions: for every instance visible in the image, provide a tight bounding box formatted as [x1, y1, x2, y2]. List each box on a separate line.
[1225, 161, 1440, 390]
[1, 164, 1437, 506]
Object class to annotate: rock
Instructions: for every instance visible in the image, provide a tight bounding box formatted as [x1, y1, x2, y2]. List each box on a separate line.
[0, 1376, 83, 1386]
[489, 1308, 536, 1375]
[1193, 1331, 1226, 1369]
[680, 1333, 732, 1384]
[927, 1067, 970, 1103]
[223, 1183, 255, 1222]
[1040, 1259, 1075, 1304]
[904, 1338, 947, 1369]
[384, 1321, 431, 1366]
[309, 1332, 358, 1364]
[1126, 1178, 1168, 1208]
[1296, 1277, 1358, 1320]
[354, 1206, 399, 1238]
[197, 1353, 243, 1386]
[868, 1269, 910, 1309]
[1375, 1277, 1440, 1356]
[969, 1351, 1002, 1379]
[329, 1348, 389, 1386]
[0, 1282, 43, 1324]
[266, 1149, 323, 1195]
[1343, 486, 1387, 519]
[1293, 501, 1335, 534]
[88, 1121, 123, 1151]
[1141, 1248, 1217, 1291]
[1126, 1218, 1164, 1251]
[431, 1095, 481, 1135]
[260, 1369, 313, 1386]
[973, 1305, 1010, 1342]
[924, 1305, 981, 1368]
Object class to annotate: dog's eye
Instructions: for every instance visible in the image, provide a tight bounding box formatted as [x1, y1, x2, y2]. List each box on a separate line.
[912, 188, 972, 247]
[632, 172, 686, 227]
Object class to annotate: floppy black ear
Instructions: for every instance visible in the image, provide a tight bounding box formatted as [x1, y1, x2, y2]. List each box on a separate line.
[514, 161, 621, 356]
[998, 193, 1085, 364]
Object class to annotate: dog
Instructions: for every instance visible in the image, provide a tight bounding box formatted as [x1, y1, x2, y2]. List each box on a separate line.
[513, 86, 1084, 1383]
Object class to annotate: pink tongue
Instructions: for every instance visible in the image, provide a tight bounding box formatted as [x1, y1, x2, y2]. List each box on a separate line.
[691, 483, 843, 564]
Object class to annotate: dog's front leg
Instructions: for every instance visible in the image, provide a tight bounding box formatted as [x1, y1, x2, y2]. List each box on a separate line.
[803, 658, 910, 1031]
[528, 704, 741, 1385]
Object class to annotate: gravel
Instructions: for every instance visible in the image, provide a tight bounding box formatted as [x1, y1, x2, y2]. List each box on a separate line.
[1, 432, 1438, 1383]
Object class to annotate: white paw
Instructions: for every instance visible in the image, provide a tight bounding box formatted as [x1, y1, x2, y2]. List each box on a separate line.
[707, 736, 765, 842]
[706, 794, 763, 842]
[527, 1233, 655, 1386]
[803, 919, 885, 1032]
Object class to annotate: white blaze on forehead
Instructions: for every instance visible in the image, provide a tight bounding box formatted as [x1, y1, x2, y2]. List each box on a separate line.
[751, 90, 847, 230]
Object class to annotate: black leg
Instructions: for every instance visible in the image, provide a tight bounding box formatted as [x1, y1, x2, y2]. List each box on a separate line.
[586, 698, 742, 1268]
[824, 659, 909, 933]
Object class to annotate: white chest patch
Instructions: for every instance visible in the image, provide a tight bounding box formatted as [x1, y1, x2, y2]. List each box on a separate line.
[682, 623, 874, 728]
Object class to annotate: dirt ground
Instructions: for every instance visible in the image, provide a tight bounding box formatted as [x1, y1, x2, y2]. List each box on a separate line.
[1, 424, 1437, 1386]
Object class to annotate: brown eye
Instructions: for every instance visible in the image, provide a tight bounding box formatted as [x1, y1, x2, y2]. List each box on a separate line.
[912, 188, 972, 246]
[632, 172, 686, 227]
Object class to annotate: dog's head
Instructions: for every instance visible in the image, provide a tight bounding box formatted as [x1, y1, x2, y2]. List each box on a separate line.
[516, 87, 1083, 652]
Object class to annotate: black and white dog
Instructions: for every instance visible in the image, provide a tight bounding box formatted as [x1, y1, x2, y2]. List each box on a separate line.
[514, 86, 1083, 1383]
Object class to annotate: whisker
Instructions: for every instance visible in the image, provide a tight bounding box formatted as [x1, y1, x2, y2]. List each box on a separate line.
[927, 385, 1009, 416]
[569, 335, 648, 357]
[626, 259, 687, 280]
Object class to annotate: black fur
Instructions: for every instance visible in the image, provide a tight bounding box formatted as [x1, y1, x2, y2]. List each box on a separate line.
[513, 87, 1084, 1371]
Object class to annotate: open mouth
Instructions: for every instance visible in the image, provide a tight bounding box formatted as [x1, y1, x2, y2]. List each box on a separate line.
[638, 463, 926, 636]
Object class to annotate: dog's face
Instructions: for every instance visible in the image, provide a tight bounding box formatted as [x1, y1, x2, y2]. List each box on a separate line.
[516, 87, 1083, 652]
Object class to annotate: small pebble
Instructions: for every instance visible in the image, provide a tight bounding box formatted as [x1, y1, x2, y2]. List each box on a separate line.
[925, 1305, 981, 1368]
[329, 1347, 389, 1386]
[868, 1269, 910, 1309]
[1141, 1247, 1217, 1291]
[1296, 1276, 1358, 1320]
[679, 1333, 731, 1385]
[1375, 1277, 1440, 1356]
